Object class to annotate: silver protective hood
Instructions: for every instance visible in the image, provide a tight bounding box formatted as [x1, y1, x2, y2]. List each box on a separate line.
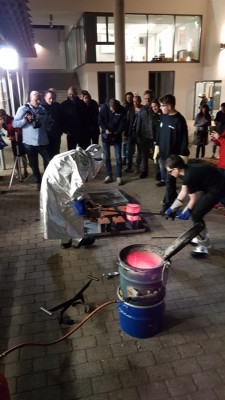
[40, 145, 104, 241]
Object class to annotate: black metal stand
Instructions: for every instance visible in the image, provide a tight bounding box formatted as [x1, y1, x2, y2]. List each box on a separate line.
[40, 275, 99, 324]
[8, 132, 30, 191]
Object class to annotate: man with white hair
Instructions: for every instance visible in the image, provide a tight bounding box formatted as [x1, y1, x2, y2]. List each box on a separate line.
[13, 91, 51, 190]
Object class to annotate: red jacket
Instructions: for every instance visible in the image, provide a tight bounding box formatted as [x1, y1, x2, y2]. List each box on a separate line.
[212, 132, 225, 169]
[3, 115, 22, 142]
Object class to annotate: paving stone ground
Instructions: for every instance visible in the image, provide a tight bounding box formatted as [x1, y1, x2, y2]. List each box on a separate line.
[0, 136, 225, 400]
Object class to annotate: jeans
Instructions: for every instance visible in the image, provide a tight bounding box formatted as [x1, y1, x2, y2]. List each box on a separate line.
[192, 178, 225, 224]
[122, 141, 127, 162]
[139, 137, 154, 174]
[126, 136, 137, 169]
[162, 173, 177, 209]
[212, 143, 217, 156]
[24, 144, 51, 183]
[102, 141, 122, 178]
[196, 145, 205, 158]
[159, 158, 167, 182]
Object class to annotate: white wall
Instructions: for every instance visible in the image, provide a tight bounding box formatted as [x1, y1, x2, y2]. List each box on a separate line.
[203, 0, 225, 101]
[27, 28, 66, 69]
[77, 62, 204, 120]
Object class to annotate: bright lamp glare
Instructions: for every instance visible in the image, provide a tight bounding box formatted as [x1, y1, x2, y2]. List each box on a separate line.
[0, 48, 18, 70]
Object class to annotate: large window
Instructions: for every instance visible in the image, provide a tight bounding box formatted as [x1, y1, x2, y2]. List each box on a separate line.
[65, 27, 77, 68]
[174, 16, 201, 62]
[125, 14, 147, 62]
[95, 13, 201, 63]
[96, 15, 115, 62]
[65, 13, 202, 66]
[65, 16, 86, 68]
[147, 15, 174, 62]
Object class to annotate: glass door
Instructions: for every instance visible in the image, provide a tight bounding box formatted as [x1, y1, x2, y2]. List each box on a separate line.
[194, 81, 222, 119]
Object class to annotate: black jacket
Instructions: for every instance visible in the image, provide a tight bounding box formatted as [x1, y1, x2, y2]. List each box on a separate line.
[60, 97, 87, 136]
[41, 101, 62, 138]
[98, 101, 126, 143]
[156, 112, 189, 159]
[136, 106, 154, 140]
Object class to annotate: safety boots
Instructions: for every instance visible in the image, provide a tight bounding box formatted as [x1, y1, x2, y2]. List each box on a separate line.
[191, 230, 210, 258]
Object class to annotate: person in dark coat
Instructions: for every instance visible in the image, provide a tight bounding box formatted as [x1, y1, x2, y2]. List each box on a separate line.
[82, 91, 100, 145]
[194, 104, 211, 158]
[41, 89, 63, 159]
[136, 90, 155, 178]
[121, 92, 134, 166]
[61, 86, 89, 150]
[123, 95, 143, 173]
[98, 98, 126, 185]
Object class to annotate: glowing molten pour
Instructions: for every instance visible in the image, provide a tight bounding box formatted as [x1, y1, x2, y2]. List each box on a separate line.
[126, 251, 161, 269]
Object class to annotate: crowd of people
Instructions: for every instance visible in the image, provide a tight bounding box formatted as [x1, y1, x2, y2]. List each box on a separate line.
[1, 86, 225, 257]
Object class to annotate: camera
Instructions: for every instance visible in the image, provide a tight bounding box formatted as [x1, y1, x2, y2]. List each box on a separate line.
[25, 110, 41, 129]
[32, 117, 41, 129]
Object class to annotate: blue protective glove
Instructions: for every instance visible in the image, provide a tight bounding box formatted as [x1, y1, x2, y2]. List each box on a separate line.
[176, 208, 191, 220]
[164, 207, 176, 220]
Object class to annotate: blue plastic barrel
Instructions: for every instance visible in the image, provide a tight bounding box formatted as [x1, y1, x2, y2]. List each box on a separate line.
[117, 288, 165, 338]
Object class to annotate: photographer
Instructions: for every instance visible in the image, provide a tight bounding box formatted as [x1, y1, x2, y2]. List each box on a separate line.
[13, 91, 51, 190]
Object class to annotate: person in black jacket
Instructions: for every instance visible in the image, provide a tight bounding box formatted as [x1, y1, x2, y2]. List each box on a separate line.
[98, 98, 126, 185]
[61, 87, 89, 151]
[123, 95, 143, 173]
[153, 94, 189, 214]
[82, 91, 100, 145]
[136, 90, 154, 178]
[41, 89, 63, 159]
[165, 155, 225, 257]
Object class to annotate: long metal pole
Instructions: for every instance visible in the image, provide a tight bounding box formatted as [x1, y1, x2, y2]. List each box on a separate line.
[16, 71, 22, 106]
[114, 0, 125, 102]
[6, 70, 15, 116]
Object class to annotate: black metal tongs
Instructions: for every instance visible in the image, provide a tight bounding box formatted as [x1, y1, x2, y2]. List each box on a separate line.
[40, 275, 99, 324]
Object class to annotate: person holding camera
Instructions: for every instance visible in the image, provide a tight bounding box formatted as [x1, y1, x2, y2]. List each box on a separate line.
[13, 91, 51, 190]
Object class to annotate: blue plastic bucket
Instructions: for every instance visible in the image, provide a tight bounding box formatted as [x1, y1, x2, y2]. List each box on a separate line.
[73, 199, 87, 216]
[117, 288, 165, 338]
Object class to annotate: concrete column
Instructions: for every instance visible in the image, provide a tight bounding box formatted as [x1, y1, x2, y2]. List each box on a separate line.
[114, 0, 125, 103]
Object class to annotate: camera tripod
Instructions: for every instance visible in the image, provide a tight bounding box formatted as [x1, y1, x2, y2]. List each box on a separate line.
[8, 132, 31, 191]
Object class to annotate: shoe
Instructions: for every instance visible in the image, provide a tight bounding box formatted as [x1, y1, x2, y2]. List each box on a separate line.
[117, 177, 122, 185]
[213, 203, 224, 210]
[156, 181, 166, 187]
[61, 239, 72, 249]
[77, 237, 95, 247]
[191, 245, 209, 258]
[104, 176, 112, 184]
[135, 166, 140, 174]
[123, 168, 132, 173]
[210, 155, 215, 159]
[191, 237, 199, 245]
[139, 172, 148, 179]
[23, 172, 29, 179]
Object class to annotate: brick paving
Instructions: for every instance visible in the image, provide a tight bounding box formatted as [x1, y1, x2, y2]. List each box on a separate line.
[0, 138, 225, 399]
